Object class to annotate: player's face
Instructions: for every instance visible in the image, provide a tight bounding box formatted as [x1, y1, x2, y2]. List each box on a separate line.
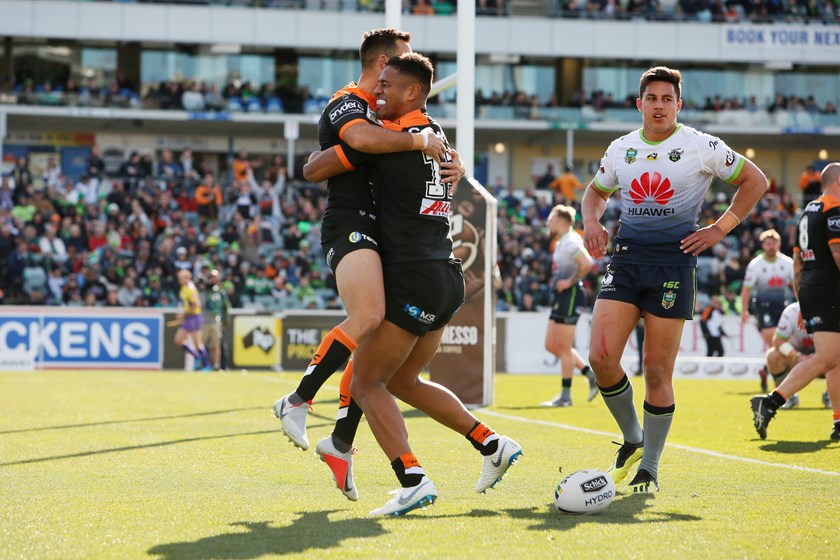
[374, 66, 413, 121]
[762, 237, 780, 257]
[637, 81, 682, 142]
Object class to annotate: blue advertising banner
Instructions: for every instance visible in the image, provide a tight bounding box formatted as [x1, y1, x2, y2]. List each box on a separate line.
[0, 308, 163, 369]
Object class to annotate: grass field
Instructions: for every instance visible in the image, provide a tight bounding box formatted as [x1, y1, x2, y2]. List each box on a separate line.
[1, 369, 837, 560]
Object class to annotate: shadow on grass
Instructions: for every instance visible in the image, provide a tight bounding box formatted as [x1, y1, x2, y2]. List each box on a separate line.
[147, 513, 386, 560]
[759, 439, 838, 453]
[501, 493, 702, 528]
[0, 407, 267, 436]
[0, 423, 331, 467]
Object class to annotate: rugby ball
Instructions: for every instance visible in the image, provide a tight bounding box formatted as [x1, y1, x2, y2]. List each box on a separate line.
[554, 469, 615, 514]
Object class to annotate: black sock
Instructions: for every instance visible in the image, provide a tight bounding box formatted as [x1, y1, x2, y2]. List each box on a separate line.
[391, 453, 424, 488]
[332, 398, 363, 451]
[768, 391, 786, 409]
[296, 327, 356, 401]
[581, 365, 592, 377]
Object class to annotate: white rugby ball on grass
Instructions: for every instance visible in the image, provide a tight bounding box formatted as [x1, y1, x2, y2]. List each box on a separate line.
[554, 469, 616, 514]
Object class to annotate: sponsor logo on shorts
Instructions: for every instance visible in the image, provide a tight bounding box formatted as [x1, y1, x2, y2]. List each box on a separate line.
[668, 148, 684, 162]
[325, 247, 335, 267]
[624, 148, 638, 165]
[420, 198, 451, 217]
[404, 303, 436, 325]
[348, 231, 378, 246]
[329, 99, 365, 124]
[662, 290, 676, 310]
[580, 475, 609, 493]
[600, 270, 616, 293]
[828, 217, 840, 231]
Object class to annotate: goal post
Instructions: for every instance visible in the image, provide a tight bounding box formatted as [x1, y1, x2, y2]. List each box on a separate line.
[429, 177, 497, 407]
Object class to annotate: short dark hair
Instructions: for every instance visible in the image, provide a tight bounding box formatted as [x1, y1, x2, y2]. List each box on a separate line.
[385, 52, 434, 96]
[639, 66, 682, 100]
[360, 28, 411, 69]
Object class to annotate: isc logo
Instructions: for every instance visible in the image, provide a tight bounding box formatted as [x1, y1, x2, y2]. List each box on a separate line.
[662, 281, 680, 289]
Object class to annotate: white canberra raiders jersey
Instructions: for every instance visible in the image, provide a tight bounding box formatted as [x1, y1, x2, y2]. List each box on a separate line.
[743, 253, 794, 305]
[594, 123, 744, 266]
[552, 230, 587, 285]
[775, 302, 814, 352]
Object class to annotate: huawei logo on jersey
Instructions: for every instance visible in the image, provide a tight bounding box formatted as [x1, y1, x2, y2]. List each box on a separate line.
[629, 172, 673, 205]
[767, 276, 785, 288]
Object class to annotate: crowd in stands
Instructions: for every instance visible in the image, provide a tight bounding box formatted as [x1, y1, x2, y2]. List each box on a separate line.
[4, 75, 838, 126]
[0, 144, 808, 320]
[103, 0, 840, 22]
[0, 147, 339, 312]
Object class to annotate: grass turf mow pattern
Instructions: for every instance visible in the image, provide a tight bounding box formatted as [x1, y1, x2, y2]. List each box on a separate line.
[1, 370, 837, 559]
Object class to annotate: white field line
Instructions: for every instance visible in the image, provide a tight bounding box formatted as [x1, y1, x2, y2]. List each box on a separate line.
[477, 409, 840, 478]
[252, 374, 840, 478]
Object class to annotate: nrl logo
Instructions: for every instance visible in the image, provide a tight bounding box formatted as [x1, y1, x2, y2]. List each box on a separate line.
[662, 291, 676, 310]
[624, 148, 638, 165]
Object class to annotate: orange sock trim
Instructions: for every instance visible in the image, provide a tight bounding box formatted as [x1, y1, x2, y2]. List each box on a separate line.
[400, 453, 420, 470]
[333, 326, 359, 352]
[308, 326, 358, 367]
[833, 412, 840, 422]
[338, 360, 353, 408]
[468, 422, 495, 444]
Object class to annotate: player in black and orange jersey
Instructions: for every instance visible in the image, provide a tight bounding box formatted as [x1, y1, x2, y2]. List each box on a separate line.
[752, 162, 840, 440]
[305, 53, 522, 516]
[271, 29, 462, 501]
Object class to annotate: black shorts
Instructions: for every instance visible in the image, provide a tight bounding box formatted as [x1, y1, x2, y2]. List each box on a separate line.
[383, 259, 465, 337]
[752, 300, 788, 331]
[798, 284, 840, 334]
[320, 211, 380, 274]
[549, 282, 587, 325]
[597, 262, 695, 320]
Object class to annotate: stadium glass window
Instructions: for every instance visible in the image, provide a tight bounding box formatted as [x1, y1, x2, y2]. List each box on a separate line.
[12, 44, 116, 88]
[141, 51, 274, 90]
[297, 55, 358, 99]
[434, 60, 556, 104]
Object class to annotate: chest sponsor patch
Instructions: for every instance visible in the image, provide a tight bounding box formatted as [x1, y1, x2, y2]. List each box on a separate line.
[329, 99, 365, 124]
[827, 216, 840, 231]
[420, 198, 451, 217]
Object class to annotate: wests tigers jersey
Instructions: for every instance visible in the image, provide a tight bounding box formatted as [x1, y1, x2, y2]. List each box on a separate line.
[594, 124, 744, 266]
[342, 109, 454, 264]
[317, 83, 379, 217]
[795, 193, 840, 286]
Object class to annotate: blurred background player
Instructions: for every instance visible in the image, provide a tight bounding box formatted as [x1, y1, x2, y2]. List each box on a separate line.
[740, 229, 794, 390]
[201, 269, 230, 371]
[540, 204, 597, 407]
[699, 296, 726, 357]
[175, 269, 209, 370]
[764, 301, 820, 410]
[752, 162, 840, 441]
